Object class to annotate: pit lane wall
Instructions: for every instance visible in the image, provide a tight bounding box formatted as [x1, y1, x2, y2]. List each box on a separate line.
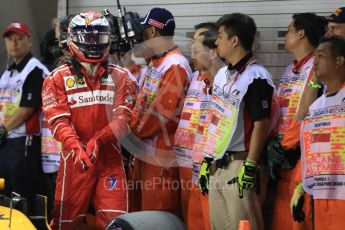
[59, 0, 343, 82]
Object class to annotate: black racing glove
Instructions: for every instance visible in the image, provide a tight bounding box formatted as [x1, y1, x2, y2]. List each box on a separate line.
[265, 137, 300, 180]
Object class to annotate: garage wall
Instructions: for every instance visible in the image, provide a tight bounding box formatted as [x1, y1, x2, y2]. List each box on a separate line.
[62, 0, 344, 81]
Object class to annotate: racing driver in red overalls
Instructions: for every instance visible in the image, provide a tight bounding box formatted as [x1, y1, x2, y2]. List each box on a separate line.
[42, 11, 132, 229]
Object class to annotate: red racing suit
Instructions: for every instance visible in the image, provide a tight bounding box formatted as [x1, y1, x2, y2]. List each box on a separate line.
[42, 63, 132, 230]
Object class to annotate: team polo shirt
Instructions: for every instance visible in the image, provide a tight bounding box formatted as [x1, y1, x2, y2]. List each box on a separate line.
[5, 53, 45, 135]
[7, 53, 44, 109]
[227, 52, 273, 152]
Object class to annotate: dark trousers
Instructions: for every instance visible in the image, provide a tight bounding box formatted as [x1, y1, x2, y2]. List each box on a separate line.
[0, 135, 43, 215]
[42, 172, 57, 221]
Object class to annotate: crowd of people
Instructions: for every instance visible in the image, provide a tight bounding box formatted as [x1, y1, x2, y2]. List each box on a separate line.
[0, 4, 345, 230]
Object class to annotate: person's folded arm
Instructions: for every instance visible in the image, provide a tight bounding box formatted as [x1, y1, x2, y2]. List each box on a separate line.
[4, 108, 34, 132]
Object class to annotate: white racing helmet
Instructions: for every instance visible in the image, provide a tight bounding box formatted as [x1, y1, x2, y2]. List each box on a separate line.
[68, 11, 111, 63]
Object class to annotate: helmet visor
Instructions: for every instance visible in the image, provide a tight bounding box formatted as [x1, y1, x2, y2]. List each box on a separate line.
[71, 27, 110, 45]
[71, 26, 110, 45]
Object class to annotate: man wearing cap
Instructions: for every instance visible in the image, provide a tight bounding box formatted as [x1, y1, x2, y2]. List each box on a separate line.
[293, 10, 345, 221]
[129, 7, 192, 218]
[289, 9, 345, 229]
[325, 7, 345, 38]
[0, 22, 49, 214]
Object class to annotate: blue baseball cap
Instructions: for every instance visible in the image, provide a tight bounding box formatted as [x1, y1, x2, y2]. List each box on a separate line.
[140, 8, 175, 33]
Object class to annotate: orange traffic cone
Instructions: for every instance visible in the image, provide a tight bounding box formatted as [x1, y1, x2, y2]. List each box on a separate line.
[238, 220, 250, 230]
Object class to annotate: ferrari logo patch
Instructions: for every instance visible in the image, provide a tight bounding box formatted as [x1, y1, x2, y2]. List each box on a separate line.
[77, 77, 86, 86]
